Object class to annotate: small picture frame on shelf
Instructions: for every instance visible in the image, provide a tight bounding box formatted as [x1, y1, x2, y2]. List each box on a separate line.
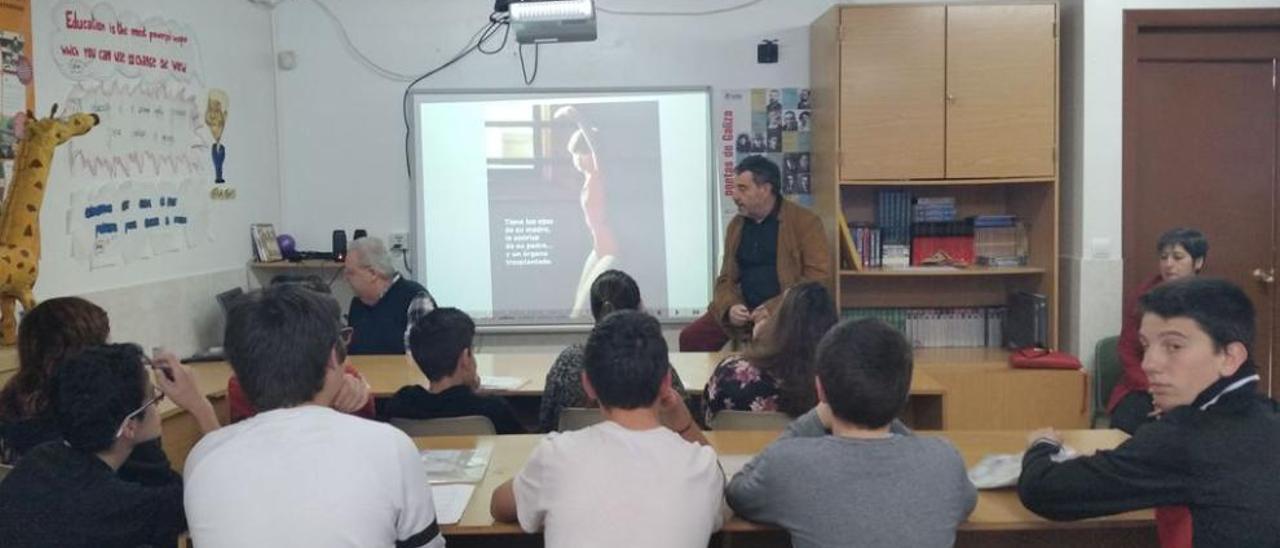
[251, 223, 283, 262]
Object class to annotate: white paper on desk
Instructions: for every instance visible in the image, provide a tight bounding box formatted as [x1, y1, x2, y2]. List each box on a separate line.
[431, 484, 475, 525]
[718, 454, 753, 480]
[480, 376, 528, 391]
[421, 443, 493, 484]
[967, 446, 1080, 490]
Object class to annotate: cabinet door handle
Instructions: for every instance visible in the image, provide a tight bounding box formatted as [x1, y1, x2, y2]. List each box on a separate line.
[1252, 268, 1275, 284]
[946, 93, 956, 104]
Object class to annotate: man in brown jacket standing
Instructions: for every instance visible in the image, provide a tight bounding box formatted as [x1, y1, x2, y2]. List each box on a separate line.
[680, 155, 831, 351]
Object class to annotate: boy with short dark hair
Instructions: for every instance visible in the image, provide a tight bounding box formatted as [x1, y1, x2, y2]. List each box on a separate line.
[726, 318, 976, 548]
[184, 285, 443, 548]
[1019, 278, 1280, 547]
[380, 307, 525, 434]
[490, 310, 723, 548]
[0, 344, 220, 547]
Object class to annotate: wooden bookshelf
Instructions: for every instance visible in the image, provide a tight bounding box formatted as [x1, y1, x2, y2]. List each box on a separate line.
[811, 2, 1060, 346]
[839, 267, 1045, 277]
[840, 177, 1054, 187]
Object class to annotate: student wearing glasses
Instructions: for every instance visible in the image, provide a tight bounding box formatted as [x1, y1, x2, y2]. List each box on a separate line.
[0, 297, 184, 485]
[0, 344, 220, 547]
[225, 281, 375, 422]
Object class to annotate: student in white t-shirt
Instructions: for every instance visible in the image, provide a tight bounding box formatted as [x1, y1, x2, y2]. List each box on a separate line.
[183, 285, 444, 548]
[490, 310, 724, 548]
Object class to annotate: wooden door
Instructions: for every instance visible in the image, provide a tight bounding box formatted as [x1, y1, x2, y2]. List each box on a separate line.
[946, 4, 1057, 179]
[839, 6, 945, 180]
[1124, 10, 1280, 395]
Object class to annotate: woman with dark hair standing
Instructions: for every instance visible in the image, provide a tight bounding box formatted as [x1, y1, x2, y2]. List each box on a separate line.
[539, 270, 687, 432]
[703, 281, 838, 421]
[1108, 227, 1209, 434]
[0, 297, 175, 484]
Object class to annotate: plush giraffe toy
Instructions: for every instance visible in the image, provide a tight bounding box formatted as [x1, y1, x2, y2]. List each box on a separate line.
[0, 105, 99, 345]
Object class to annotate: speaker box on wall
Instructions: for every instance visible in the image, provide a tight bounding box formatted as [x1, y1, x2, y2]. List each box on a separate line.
[352, 229, 368, 240]
[332, 230, 347, 262]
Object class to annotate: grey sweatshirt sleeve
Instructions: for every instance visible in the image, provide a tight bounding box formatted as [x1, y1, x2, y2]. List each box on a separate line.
[725, 440, 776, 523]
[727, 409, 834, 522]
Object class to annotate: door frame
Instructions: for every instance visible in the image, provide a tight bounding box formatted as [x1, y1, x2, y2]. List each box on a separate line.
[1123, 9, 1280, 396]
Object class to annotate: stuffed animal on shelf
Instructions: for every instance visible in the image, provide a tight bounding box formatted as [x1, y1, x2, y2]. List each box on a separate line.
[0, 105, 99, 345]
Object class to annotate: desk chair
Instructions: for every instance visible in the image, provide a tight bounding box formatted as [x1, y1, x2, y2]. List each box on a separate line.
[390, 416, 496, 437]
[1092, 336, 1122, 428]
[558, 407, 605, 431]
[707, 410, 791, 431]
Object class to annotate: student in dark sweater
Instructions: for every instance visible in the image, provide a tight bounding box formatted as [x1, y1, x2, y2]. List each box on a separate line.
[0, 343, 220, 547]
[1018, 278, 1280, 548]
[343, 236, 436, 355]
[380, 307, 525, 434]
[0, 297, 171, 485]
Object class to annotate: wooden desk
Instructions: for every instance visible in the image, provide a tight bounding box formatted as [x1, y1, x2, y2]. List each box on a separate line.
[157, 363, 232, 471]
[352, 353, 947, 429]
[415, 430, 1155, 546]
[353, 352, 946, 393]
[352, 353, 732, 396]
[184, 354, 947, 428]
[915, 347, 1091, 429]
[155, 352, 954, 468]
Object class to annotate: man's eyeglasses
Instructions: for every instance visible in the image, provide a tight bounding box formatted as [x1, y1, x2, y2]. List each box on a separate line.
[335, 326, 354, 363]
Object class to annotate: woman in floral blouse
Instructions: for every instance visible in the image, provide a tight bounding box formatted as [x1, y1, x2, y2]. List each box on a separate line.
[703, 282, 837, 423]
[539, 269, 686, 432]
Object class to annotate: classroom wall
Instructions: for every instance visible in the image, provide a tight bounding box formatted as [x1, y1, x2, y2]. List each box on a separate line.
[29, 0, 280, 355]
[270, 0, 1072, 350]
[272, 0, 1280, 356]
[1062, 0, 1280, 367]
[270, 0, 836, 254]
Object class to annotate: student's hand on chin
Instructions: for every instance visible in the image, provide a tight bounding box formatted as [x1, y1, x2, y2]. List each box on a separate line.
[332, 374, 370, 413]
[657, 386, 692, 430]
[815, 402, 834, 431]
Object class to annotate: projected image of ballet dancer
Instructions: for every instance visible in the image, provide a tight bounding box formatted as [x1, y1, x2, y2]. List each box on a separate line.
[554, 106, 620, 319]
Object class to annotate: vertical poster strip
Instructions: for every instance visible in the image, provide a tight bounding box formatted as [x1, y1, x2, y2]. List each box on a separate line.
[0, 0, 33, 197]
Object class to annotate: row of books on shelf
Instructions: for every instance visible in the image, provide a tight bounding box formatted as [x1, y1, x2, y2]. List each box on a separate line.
[840, 216, 1028, 270]
[843, 307, 1006, 348]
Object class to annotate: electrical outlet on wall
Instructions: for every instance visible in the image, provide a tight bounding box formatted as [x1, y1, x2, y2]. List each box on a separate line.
[388, 232, 409, 251]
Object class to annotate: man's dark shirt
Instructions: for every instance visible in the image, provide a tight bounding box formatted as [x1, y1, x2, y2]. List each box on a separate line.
[736, 200, 782, 310]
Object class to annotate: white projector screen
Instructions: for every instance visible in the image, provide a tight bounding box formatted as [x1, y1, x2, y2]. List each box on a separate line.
[410, 88, 715, 327]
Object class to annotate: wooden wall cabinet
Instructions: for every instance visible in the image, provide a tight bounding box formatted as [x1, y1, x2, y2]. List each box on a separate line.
[811, 3, 1060, 346]
[829, 4, 1057, 181]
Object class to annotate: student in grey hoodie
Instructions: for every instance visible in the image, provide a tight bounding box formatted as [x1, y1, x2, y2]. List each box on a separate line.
[726, 318, 976, 548]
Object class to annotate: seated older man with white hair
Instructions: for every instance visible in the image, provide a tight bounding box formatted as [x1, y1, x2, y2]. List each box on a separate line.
[343, 237, 436, 355]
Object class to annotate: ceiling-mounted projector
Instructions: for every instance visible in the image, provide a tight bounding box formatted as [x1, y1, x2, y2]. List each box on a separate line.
[508, 0, 597, 44]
